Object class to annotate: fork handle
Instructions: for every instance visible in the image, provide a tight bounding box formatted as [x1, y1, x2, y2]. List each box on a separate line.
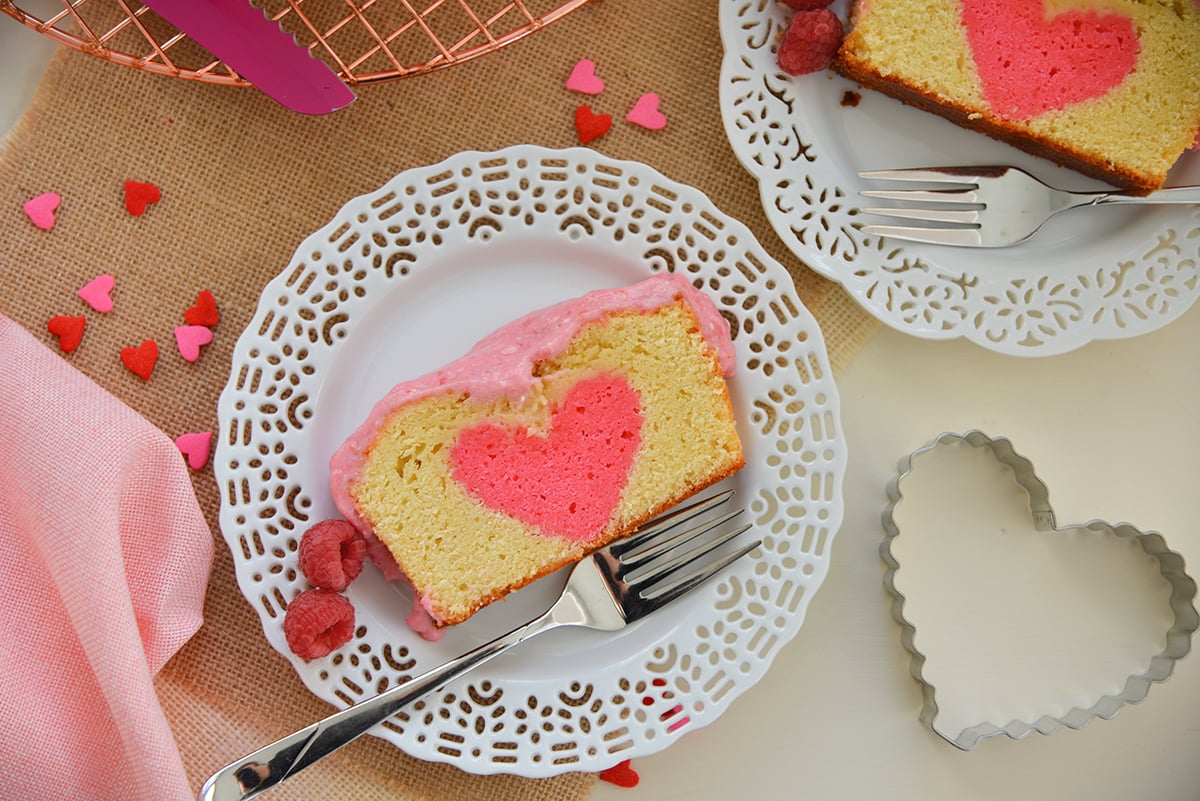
[1089, 186, 1200, 206]
[199, 609, 559, 801]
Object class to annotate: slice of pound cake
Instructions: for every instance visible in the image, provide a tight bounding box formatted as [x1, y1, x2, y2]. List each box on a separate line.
[328, 273, 744, 636]
[833, 0, 1200, 192]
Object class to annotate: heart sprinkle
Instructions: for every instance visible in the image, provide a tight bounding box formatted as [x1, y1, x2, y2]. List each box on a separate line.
[184, 289, 220, 327]
[574, 105, 612, 145]
[124, 180, 162, 216]
[23, 192, 61, 230]
[175, 431, 213, 470]
[565, 58, 606, 94]
[599, 760, 640, 788]
[174, 325, 213, 362]
[77, 274, 116, 313]
[120, 339, 159, 380]
[47, 316, 86, 353]
[625, 92, 667, 130]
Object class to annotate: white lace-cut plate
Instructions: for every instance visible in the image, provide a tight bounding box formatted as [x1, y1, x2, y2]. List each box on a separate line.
[719, 0, 1200, 357]
[214, 145, 846, 777]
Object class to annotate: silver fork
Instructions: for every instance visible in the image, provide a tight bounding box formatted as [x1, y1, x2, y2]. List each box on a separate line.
[858, 165, 1200, 247]
[200, 491, 757, 801]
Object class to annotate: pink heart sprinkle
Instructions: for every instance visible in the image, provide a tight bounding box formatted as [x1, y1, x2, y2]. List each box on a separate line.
[625, 93, 667, 131]
[23, 192, 61, 230]
[174, 324, 213, 362]
[565, 58, 606, 95]
[77, 274, 116, 313]
[175, 431, 213, 470]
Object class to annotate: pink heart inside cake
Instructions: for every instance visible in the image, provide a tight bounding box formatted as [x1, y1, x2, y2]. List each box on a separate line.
[451, 374, 642, 542]
[960, 0, 1138, 120]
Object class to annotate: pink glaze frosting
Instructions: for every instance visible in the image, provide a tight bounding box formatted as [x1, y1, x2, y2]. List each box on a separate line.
[328, 272, 735, 633]
[960, 0, 1139, 120]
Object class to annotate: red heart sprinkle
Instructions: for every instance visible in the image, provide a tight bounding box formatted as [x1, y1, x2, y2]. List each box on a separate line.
[120, 339, 159, 380]
[184, 289, 220, 327]
[574, 105, 612, 145]
[599, 759, 640, 788]
[124, 180, 162, 216]
[47, 316, 86, 353]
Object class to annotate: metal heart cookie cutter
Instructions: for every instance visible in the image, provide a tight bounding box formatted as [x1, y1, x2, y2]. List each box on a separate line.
[881, 430, 1199, 750]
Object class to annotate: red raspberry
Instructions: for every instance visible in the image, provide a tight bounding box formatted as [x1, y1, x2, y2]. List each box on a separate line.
[780, 0, 833, 9]
[284, 589, 356, 660]
[298, 519, 366, 591]
[777, 9, 844, 75]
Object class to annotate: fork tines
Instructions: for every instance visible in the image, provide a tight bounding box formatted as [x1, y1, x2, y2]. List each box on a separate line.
[609, 490, 736, 558]
[861, 166, 1009, 185]
[857, 168, 987, 247]
[609, 490, 759, 612]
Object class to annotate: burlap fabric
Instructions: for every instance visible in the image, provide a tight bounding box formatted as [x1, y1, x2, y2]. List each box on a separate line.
[0, 2, 877, 799]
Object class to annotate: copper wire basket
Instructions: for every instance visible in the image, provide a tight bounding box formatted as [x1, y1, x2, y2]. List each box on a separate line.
[1, 0, 596, 86]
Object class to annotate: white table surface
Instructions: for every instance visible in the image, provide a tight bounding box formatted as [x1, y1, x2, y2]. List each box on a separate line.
[4, 22, 1198, 801]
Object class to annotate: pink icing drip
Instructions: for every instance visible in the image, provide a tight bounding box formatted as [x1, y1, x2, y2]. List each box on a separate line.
[960, 0, 1139, 120]
[405, 595, 446, 642]
[361, 535, 446, 641]
[328, 273, 735, 635]
[362, 533, 405, 581]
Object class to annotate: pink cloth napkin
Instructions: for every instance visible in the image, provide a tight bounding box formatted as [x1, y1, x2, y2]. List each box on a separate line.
[0, 314, 213, 800]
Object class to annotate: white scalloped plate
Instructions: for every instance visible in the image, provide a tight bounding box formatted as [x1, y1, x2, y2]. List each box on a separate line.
[214, 145, 847, 777]
[719, 0, 1200, 357]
